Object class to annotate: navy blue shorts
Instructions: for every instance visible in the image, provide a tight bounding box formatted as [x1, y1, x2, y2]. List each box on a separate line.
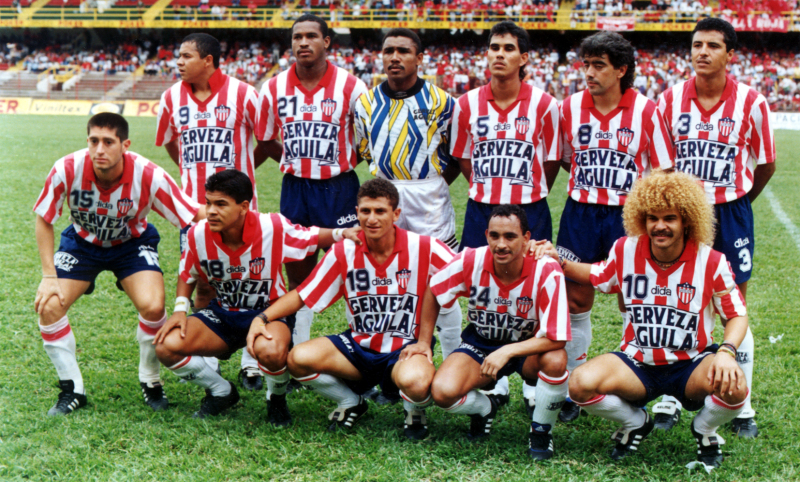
[327, 330, 436, 396]
[280, 170, 360, 229]
[193, 299, 296, 360]
[713, 196, 754, 284]
[556, 198, 625, 264]
[453, 324, 526, 382]
[54, 224, 162, 295]
[612, 344, 718, 412]
[460, 198, 552, 250]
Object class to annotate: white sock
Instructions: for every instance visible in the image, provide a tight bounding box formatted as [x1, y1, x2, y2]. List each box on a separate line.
[523, 380, 537, 403]
[401, 391, 433, 410]
[532, 371, 569, 427]
[137, 312, 166, 384]
[481, 375, 509, 396]
[203, 356, 220, 373]
[40, 316, 84, 394]
[295, 373, 359, 409]
[444, 390, 492, 417]
[168, 356, 231, 396]
[566, 311, 592, 372]
[436, 305, 462, 359]
[736, 327, 755, 417]
[576, 394, 646, 430]
[693, 393, 747, 435]
[293, 306, 314, 345]
[241, 348, 259, 371]
[660, 394, 683, 411]
[259, 363, 290, 397]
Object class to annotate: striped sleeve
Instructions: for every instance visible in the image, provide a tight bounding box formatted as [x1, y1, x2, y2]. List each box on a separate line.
[542, 95, 560, 161]
[748, 94, 776, 166]
[710, 252, 747, 320]
[255, 79, 277, 142]
[244, 84, 259, 131]
[645, 100, 674, 169]
[449, 94, 472, 159]
[151, 166, 199, 228]
[297, 242, 346, 313]
[430, 251, 469, 309]
[179, 225, 203, 284]
[589, 237, 625, 294]
[278, 213, 320, 262]
[32, 159, 68, 224]
[534, 260, 571, 342]
[354, 92, 373, 164]
[559, 101, 573, 164]
[155, 90, 176, 147]
[429, 238, 456, 275]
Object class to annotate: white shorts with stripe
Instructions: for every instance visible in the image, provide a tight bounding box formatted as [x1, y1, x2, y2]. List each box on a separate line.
[393, 177, 458, 251]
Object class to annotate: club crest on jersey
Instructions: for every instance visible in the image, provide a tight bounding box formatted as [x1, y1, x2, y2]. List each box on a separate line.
[514, 116, 530, 135]
[396, 268, 412, 289]
[321, 98, 337, 117]
[718, 117, 735, 137]
[616, 127, 634, 147]
[214, 105, 231, 123]
[516, 296, 533, 315]
[117, 198, 134, 215]
[677, 282, 696, 304]
[249, 257, 266, 275]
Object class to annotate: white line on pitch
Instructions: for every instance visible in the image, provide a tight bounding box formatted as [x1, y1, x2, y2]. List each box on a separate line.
[764, 186, 800, 252]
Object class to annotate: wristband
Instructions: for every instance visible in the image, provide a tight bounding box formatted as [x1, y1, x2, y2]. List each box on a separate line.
[174, 296, 190, 313]
[332, 228, 344, 242]
[717, 347, 736, 358]
[257, 312, 269, 325]
[42, 274, 57, 279]
[720, 341, 738, 356]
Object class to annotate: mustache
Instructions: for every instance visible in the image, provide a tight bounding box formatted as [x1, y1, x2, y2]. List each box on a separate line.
[651, 229, 673, 238]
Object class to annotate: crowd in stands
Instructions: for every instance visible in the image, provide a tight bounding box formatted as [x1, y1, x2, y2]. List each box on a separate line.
[18, 43, 148, 74]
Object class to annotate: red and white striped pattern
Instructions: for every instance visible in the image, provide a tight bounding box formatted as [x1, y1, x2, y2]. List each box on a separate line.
[298, 227, 454, 353]
[561, 89, 674, 205]
[658, 76, 776, 204]
[590, 236, 747, 365]
[430, 246, 570, 343]
[450, 83, 560, 204]
[256, 61, 368, 179]
[155, 69, 260, 208]
[33, 149, 198, 247]
[180, 211, 319, 311]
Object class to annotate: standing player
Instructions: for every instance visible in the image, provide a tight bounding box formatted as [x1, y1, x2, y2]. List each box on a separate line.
[537, 170, 749, 468]
[429, 205, 570, 460]
[449, 20, 560, 404]
[556, 32, 673, 422]
[248, 179, 455, 440]
[257, 14, 369, 350]
[657, 18, 775, 437]
[353, 28, 462, 364]
[156, 33, 278, 390]
[34, 113, 201, 415]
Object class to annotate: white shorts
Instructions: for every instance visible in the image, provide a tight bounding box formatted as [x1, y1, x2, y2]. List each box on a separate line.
[392, 176, 458, 251]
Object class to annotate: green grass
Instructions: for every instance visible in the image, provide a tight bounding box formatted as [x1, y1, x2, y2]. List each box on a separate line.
[0, 114, 798, 481]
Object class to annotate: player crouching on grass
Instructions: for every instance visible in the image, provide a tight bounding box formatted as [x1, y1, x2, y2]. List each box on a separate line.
[428, 205, 570, 460]
[153, 170, 358, 422]
[34, 113, 203, 416]
[535, 170, 749, 468]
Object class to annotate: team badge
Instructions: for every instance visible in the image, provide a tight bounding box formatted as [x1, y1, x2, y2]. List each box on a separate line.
[249, 257, 266, 275]
[214, 105, 231, 123]
[616, 127, 634, 147]
[718, 117, 736, 137]
[396, 268, 412, 289]
[321, 98, 337, 117]
[516, 296, 533, 315]
[514, 116, 530, 135]
[677, 282, 696, 304]
[117, 198, 134, 215]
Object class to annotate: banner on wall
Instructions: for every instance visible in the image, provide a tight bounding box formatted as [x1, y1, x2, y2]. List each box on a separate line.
[770, 112, 800, 130]
[0, 97, 32, 114]
[721, 14, 788, 32]
[123, 100, 160, 117]
[596, 17, 635, 31]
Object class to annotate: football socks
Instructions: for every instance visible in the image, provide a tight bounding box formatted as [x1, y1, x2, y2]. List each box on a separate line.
[444, 390, 493, 417]
[566, 310, 591, 373]
[168, 356, 232, 397]
[576, 393, 647, 430]
[137, 312, 166, 384]
[259, 364, 291, 398]
[693, 393, 747, 435]
[292, 306, 314, 346]
[40, 316, 84, 395]
[737, 327, 755, 416]
[296, 373, 360, 409]
[436, 304, 462, 359]
[532, 371, 569, 427]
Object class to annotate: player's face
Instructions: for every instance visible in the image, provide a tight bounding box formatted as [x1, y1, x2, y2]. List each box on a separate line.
[205, 191, 248, 232]
[582, 54, 625, 98]
[487, 33, 528, 81]
[292, 21, 330, 69]
[356, 196, 400, 241]
[87, 126, 130, 173]
[646, 208, 685, 253]
[382, 36, 422, 85]
[486, 215, 530, 267]
[177, 41, 212, 83]
[691, 30, 732, 77]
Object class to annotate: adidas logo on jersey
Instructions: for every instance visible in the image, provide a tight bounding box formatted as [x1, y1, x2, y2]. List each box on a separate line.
[493, 297, 512, 306]
[735, 237, 750, 248]
[227, 265, 246, 273]
[194, 112, 212, 120]
[651, 286, 672, 296]
[96, 200, 113, 210]
[595, 131, 613, 140]
[493, 123, 511, 131]
[372, 277, 393, 286]
[300, 105, 318, 113]
[337, 213, 358, 226]
[695, 122, 714, 131]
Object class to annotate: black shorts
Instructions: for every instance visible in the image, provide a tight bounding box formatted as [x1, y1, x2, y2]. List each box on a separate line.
[452, 324, 527, 381]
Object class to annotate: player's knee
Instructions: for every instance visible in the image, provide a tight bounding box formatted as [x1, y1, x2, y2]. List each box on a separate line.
[567, 365, 596, 403]
[39, 297, 68, 325]
[253, 336, 288, 372]
[395, 370, 432, 400]
[286, 344, 315, 376]
[430, 375, 461, 408]
[139, 305, 166, 323]
[154, 331, 184, 364]
[539, 348, 568, 377]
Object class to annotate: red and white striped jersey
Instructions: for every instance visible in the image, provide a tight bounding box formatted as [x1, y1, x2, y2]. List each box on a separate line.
[256, 61, 368, 180]
[657, 76, 776, 204]
[431, 247, 570, 343]
[33, 149, 198, 248]
[561, 89, 674, 205]
[450, 82, 560, 204]
[298, 227, 455, 353]
[155, 69, 260, 209]
[590, 236, 747, 366]
[180, 211, 320, 311]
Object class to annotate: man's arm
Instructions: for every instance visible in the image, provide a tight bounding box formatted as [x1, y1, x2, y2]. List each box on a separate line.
[34, 215, 63, 314]
[246, 290, 306, 355]
[254, 139, 283, 168]
[544, 160, 560, 192]
[532, 240, 593, 285]
[443, 160, 461, 186]
[317, 226, 362, 249]
[164, 139, 181, 166]
[709, 315, 748, 396]
[456, 156, 472, 183]
[747, 162, 776, 203]
[481, 337, 566, 380]
[154, 277, 197, 344]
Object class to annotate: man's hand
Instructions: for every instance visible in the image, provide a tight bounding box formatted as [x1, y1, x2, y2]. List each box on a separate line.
[398, 342, 433, 364]
[342, 226, 363, 245]
[34, 278, 64, 315]
[708, 351, 745, 396]
[481, 346, 514, 380]
[529, 239, 559, 261]
[246, 316, 271, 358]
[154, 312, 188, 345]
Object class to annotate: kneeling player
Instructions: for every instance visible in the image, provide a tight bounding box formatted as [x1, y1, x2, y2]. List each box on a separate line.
[538, 170, 748, 468]
[154, 170, 356, 422]
[248, 179, 454, 439]
[429, 205, 570, 460]
[33, 113, 202, 415]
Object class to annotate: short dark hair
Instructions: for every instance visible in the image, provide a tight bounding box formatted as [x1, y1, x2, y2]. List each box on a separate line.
[357, 178, 399, 210]
[205, 169, 253, 205]
[382, 28, 423, 55]
[693, 17, 737, 52]
[489, 204, 529, 236]
[182, 33, 221, 68]
[292, 14, 330, 40]
[87, 112, 128, 141]
[579, 31, 636, 93]
[488, 21, 531, 80]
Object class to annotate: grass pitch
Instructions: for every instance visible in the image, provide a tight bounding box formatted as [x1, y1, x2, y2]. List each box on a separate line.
[0, 114, 798, 481]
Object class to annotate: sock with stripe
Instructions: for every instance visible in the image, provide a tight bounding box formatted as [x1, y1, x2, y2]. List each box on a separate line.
[566, 311, 592, 373]
[576, 393, 646, 430]
[241, 348, 260, 371]
[532, 371, 569, 427]
[444, 390, 492, 417]
[401, 391, 433, 411]
[481, 375, 509, 397]
[39, 316, 84, 394]
[259, 364, 291, 398]
[693, 393, 747, 435]
[736, 327, 755, 417]
[436, 305, 462, 359]
[168, 356, 231, 396]
[137, 312, 166, 384]
[295, 373, 360, 409]
[292, 306, 314, 346]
